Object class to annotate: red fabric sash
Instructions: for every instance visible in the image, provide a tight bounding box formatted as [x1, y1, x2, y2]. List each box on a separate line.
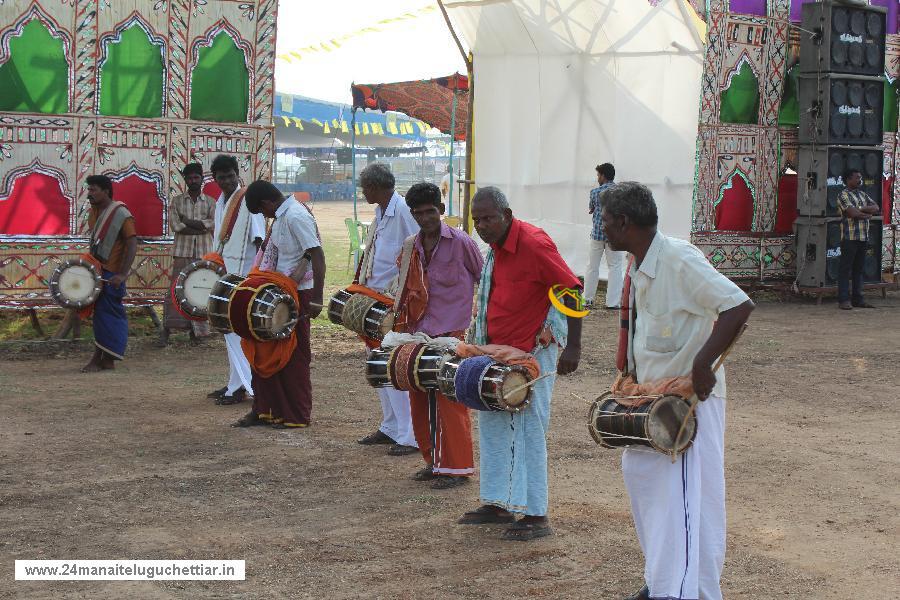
[393, 240, 428, 333]
[217, 188, 247, 247]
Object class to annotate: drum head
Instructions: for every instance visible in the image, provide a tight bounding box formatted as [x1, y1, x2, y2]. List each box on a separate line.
[647, 395, 696, 453]
[57, 265, 97, 303]
[500, 370, 530, 409]
[271, 299, 292, 330]
[182, 268, 220, 309]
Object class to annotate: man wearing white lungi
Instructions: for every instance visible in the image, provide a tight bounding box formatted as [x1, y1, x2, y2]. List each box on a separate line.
[208, 154, 265, 406]
[355, 162, 420, 455]
[600, 182, 754, 600]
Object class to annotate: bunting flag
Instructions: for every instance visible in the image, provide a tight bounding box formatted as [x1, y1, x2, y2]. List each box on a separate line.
[351, 74, 468, 140]
[276, 5, 437, 63]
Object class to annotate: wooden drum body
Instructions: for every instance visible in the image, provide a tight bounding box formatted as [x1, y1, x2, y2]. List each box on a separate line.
[173, 259, 226, 318]
[207, 274, 244, 334]
[328, 289, 394, 341]
[228, 276, 298, 341]
[365, 347, 394, 388]
[588, 392, 697, 455]
[441, 355, 533, 412]
[49, 258, 102, 309]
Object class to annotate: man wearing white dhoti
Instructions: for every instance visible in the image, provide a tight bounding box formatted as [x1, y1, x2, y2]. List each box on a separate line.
[208, 154, 265, 406]
[599, 182, 754, 600]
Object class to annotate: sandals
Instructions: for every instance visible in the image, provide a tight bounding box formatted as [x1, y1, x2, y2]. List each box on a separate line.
[231, 411, 266, 428]
[501, 520, 553, 541]
[431, 476, 468, 490]
[412, 466, 435, 481]
[457, 505, 516, 525]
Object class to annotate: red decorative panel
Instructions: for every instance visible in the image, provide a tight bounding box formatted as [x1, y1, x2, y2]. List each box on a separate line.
[715, 173, 754, 231]
[113, 175, 164, 236]
[774, 173, 797, 234]
[0, 172, 70, 235]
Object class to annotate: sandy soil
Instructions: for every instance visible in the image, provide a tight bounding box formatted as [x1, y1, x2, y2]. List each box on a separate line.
[1, 202, 898, 599]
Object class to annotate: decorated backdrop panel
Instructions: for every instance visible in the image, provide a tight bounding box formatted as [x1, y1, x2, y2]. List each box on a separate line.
[0, 0, 277, 308]
[692, 0, 900, 280]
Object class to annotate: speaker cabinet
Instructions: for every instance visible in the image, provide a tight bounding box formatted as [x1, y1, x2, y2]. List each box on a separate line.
[795, 217, 883, 287]
[800, 1, 887, 77]
[798, 74, 884, 146]
[797, 145, 883, 216]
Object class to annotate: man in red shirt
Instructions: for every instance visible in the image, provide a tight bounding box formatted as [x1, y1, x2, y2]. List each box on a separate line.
[458, 186, 582, 541]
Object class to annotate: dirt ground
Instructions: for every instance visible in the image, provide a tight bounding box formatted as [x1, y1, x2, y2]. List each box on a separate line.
[1, 202, 898, 599]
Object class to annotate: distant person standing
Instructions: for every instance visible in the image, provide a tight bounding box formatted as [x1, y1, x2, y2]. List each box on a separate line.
[584, 163, 624, 309]
[161, 163, 215, 346]
[836, 168, 879, 311]
[440, 164, 453, 201]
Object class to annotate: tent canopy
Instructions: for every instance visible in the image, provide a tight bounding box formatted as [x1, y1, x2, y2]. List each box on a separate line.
[443, 0, 706, 275]
[351, 74, 469, 140]
[274, 92, 429, 148]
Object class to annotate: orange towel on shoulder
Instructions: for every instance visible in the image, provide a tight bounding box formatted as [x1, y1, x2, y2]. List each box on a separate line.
[240, 268, 300, 378]
[610, 372, 694, 407]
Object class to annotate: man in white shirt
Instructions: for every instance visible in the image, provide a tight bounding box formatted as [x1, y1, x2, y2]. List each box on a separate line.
[208, 154, 266, 406]
[233, 180, 325, 429]
[600, 182, 754, 600]
[356, 162, 420, 456]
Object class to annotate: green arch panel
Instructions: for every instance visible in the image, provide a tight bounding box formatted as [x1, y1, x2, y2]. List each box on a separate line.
[190, 31, 249, 123]
[0, 20, 69, 113]
[99, 24, 164, 118]
[720, 61, 760, 125]
[778, 65, 799, 127]
[884, 77, 899, 133]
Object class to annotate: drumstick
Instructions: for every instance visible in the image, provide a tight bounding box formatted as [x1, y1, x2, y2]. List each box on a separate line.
[501, 371, 557, 398]
[670, 323, 748, 463]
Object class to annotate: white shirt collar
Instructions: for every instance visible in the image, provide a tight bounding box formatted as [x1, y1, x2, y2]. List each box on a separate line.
[637, 232, 663, 279]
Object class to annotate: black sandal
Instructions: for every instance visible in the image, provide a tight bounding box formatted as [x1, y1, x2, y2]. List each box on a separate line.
[231, 411, 265, 427]
[457, 505, 516, 525]
[501, 520, 553, 541]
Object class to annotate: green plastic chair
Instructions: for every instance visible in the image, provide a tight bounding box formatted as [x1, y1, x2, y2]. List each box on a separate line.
[345, 217, 367, 271]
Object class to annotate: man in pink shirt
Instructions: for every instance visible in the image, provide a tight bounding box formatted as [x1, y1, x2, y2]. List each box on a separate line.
[394, 182, 483, 489]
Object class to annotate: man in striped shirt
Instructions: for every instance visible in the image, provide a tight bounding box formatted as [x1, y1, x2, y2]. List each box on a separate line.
[836, 168, 880, 310]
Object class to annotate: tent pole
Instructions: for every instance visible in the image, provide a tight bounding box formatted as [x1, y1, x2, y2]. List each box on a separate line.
[448, 89, 457, 216]
[351, 108, 358, 222]
[463, 59, 474, 234]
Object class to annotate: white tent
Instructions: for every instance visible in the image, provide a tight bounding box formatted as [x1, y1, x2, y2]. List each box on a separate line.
[444, 0, 705, 274]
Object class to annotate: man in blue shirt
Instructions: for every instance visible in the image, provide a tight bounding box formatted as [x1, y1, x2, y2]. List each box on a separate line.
[584, 163, 624, 308]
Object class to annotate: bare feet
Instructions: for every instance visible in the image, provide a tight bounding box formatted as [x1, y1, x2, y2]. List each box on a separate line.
[82, 350, 115, 372]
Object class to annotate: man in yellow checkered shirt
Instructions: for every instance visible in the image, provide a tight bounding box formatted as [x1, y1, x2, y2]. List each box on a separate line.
[836, 168, 880, 310]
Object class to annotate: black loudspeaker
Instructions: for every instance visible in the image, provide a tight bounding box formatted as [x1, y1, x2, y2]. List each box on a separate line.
[795, 217, 883, 286]
[797, 145, 883, 216]
[798, 74, 884, 145]
[336, 147, 352, 165]
[800, 1, 886, 77]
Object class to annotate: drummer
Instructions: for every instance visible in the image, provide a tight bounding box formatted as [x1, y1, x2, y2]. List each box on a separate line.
[160, 162, 215, 346]
[599, 182, 753, 600]
[393, 182, 483, 489]
[457, 187, 582, 540]
[81, 175, 137, 372]
[355, 163, 420, 456]
[208, 154, 265, 406]
[232, 181, 325, 429]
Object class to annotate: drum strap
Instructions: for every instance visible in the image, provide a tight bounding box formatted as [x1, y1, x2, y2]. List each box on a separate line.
[615, 256, 636, 375]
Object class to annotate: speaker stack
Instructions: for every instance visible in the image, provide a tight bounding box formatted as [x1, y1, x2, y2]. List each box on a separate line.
[795, 0, 888, 288]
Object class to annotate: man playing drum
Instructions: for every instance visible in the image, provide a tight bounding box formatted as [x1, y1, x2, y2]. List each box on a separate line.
[599, 182, 754, 600]
[232, 181, 325, 429]
[394, 182, 483, 489]
[160, 162, 215, 346]
[208, 154, 266, 406]
[355, 163, 420, 456]
[81, 175, 137, 372]
[457, 187, 582, 540]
